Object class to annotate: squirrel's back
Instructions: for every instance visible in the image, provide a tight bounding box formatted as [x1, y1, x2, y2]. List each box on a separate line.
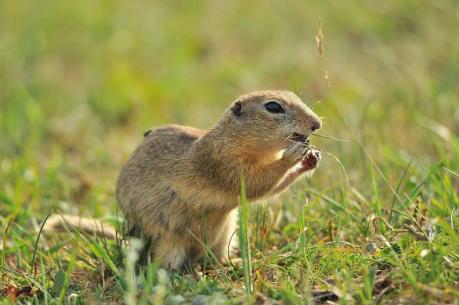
[115, 125, 205, 226]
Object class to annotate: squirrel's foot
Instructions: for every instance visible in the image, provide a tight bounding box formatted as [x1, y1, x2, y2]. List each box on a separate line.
[155, 241, 186, 270]
[298, 149, 321, 173]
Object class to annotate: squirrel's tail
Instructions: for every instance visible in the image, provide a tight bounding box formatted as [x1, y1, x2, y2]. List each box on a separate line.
[43, 214, 118, 239]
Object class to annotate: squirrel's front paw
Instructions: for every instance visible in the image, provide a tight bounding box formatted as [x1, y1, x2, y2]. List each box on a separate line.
[282, 142, 308, 163]
[299, 149, 321, 172]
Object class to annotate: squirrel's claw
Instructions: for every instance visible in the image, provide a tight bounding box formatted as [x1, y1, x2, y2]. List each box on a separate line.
[299, 149, 321, 172]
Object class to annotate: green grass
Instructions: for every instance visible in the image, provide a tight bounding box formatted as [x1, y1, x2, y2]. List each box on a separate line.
[1, 1, 459, 304]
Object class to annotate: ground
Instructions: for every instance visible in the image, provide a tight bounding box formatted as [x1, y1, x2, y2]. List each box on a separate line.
[1, 1, 458, 304]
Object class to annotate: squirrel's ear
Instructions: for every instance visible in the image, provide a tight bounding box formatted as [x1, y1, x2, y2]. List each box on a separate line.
[231, 101, 242, 117]
[143, 129, 153, 137]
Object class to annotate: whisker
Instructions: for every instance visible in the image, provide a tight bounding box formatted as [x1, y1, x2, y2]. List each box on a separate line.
[285, 134, 295, 142]
[312, 134, 350, 142]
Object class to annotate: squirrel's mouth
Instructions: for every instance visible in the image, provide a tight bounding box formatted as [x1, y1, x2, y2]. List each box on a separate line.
[291, 132, 308, 143]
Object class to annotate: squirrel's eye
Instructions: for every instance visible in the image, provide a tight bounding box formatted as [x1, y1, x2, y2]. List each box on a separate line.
[264, 101, 285, 114]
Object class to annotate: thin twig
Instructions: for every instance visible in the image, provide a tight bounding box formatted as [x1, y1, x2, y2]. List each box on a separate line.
[340, 115, 404, 205]
[443, 167, 459, 178]
[311, 145, 351, 187]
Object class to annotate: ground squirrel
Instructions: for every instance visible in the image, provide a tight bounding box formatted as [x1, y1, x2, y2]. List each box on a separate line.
[115, 90, 322, 270]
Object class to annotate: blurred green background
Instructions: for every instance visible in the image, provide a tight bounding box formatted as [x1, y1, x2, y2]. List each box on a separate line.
[1, 0, 458, 217]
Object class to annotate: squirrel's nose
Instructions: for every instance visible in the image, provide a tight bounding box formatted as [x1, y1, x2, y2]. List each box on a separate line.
[311, 119, 322, 132]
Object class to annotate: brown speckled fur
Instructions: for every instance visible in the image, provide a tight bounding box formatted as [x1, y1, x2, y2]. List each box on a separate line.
[116, 90, 322, 270]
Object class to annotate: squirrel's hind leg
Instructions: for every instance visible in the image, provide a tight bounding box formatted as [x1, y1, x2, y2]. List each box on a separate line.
[154, 237, 187, 270]
[210, 210, 238, 264]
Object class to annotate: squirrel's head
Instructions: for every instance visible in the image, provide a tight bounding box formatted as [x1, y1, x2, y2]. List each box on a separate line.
[219, 90, 322, 153]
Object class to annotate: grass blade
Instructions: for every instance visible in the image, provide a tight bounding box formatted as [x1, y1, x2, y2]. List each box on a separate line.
[238, 176, 252, 303]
